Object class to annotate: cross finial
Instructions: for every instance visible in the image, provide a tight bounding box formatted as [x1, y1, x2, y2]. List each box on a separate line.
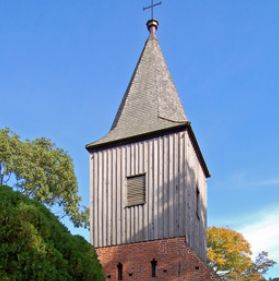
[143, 0, 162, 20]
[143, 0, 162, 35]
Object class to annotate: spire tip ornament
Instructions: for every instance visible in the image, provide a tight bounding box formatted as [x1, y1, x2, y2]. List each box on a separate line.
[146, 19, 159, 35]
[143, 0, 162, 35]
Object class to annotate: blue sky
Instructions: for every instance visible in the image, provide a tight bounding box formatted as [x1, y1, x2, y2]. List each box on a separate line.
[1, 0, 278, 278]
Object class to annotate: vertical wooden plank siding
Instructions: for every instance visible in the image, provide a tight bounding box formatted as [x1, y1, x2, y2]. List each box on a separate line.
[148, 140, 154, 239]
[199, 162, 207, 260]
[126, 145, 131, 243]
[189, 138, 196, 250]
[97, 152, 103, 246]
[143, 142, 149, 240]
[179, 132, 185, 237]
[130, 144, 135, 242]
[134, 144, 138, 242]
[93, 154, 97, 245]
[186, 132, 192, 247]
[116, 147, 121, 244]
[89, 155, 94, 244]
[138, 142, 144, 241]
[158, 137, 164, 238]
[135, 143, 140, 242]
[107, 149, 112, 245]
[153, 138, 158, 239]
[163, 136, 169, 237]
[91, 130, 208, 259]
[174, 133, 179, 235]
[168, 135, 174, 237]
[103, 151, 107, 246]
[121, 146, 126, 244]
[112, 149, 117, 245]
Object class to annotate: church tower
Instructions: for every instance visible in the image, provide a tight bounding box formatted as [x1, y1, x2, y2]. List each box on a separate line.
[86, 19, 220, 281]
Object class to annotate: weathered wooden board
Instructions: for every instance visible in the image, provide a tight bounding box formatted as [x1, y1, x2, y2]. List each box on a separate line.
[90, 129, 207, 260]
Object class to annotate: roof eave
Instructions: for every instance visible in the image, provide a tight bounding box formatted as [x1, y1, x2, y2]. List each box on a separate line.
[86, 121, 210, 178]
[85, 123, 188, 151]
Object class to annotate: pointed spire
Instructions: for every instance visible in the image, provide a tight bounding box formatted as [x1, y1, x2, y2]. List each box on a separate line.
[87, 22, 187, 148]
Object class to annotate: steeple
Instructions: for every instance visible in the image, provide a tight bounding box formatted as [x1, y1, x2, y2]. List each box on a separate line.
[86, 17, 219, 281]
[87, 20, 188, 148]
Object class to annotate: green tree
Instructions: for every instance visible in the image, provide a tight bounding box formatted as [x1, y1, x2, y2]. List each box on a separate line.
[0, 185, 104, 281]
[0, 128, 88, 228]
[207, 227, 276, 281]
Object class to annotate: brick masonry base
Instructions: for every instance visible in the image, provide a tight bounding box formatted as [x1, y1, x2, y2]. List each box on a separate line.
[96, 237, 221, 281]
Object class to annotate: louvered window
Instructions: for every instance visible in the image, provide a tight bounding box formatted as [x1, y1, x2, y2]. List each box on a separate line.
[127, 174, 146, 207]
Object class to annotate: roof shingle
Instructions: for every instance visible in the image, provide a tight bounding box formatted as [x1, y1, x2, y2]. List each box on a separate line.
[87, 33, 187, 148]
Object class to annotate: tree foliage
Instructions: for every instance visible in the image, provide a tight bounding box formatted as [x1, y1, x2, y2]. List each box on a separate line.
[0, 185, 104, 281]
[207, 227, 276, 281]
[0, 128, 88, 228]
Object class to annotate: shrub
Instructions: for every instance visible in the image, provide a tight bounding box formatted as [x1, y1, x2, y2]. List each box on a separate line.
[0, 185, 104, 281]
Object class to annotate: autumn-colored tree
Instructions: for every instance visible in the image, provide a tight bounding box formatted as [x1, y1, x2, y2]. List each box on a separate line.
[0, 128, 88, 228]
[207, 227, 276, 281]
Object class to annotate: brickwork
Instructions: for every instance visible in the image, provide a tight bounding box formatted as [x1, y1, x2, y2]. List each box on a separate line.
[96, 237, 221, 281]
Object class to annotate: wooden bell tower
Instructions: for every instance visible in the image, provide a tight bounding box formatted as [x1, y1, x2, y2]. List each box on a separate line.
[86, 18, 220, 281]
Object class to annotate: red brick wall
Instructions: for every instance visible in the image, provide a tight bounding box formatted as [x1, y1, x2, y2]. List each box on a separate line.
[96, 237, 221, 281]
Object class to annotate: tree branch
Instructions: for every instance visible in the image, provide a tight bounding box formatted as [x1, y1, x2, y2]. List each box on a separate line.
[0, 163, 3, 185]
[3, 173, 11, 184]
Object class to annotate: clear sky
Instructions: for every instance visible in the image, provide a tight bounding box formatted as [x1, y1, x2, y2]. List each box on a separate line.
[1, 0, 278, 278]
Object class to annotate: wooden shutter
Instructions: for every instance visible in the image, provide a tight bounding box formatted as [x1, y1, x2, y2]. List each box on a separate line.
[127, 175, 145, 207]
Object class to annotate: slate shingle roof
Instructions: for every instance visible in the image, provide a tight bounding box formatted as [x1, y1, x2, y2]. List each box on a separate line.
[87, 33, 188, 148]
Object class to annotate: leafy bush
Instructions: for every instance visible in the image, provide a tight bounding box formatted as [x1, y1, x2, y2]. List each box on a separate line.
[0, 185, 104, 281]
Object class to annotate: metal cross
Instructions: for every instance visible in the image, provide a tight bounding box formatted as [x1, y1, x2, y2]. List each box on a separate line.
[143, 0, 162, 20]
